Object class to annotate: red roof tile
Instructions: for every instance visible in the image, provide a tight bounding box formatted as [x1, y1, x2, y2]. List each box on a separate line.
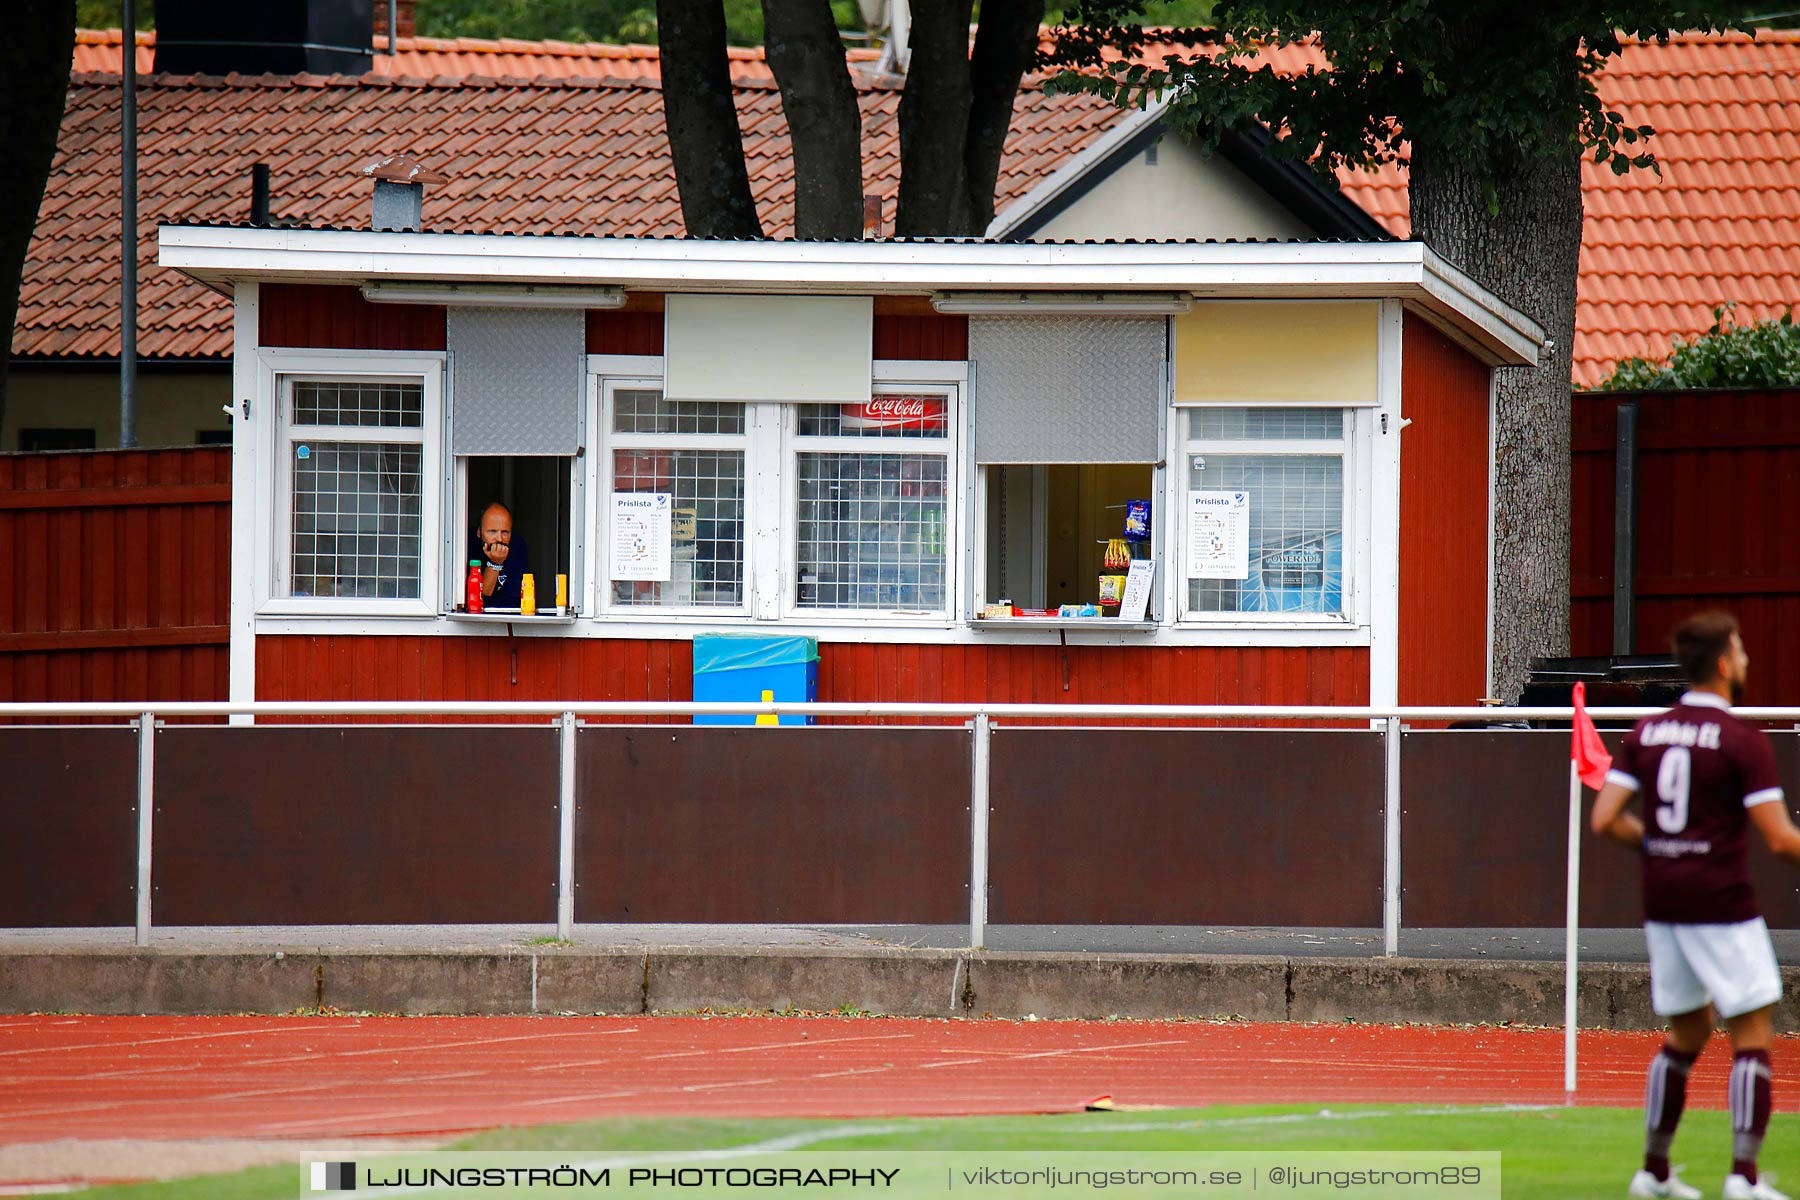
[19, 71, 1124, 360]
[1256, 30, 1800, 385]
[72, 28, 882, 82]
[54, 29, 1800, 384]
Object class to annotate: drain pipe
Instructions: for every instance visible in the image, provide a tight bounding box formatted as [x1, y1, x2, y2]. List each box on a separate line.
[120, 0, 139, 448]
[1612, 401, 1639, 655]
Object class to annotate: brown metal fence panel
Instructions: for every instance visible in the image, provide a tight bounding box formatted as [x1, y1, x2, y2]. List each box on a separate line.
[0, 446, 230, 713]
[152, 726, 559, 924]
[1402, 730, 1800, 928]
[987, 728, 1385, 925]
[575, 725, 970, 922]
[0, 727, 138, 926]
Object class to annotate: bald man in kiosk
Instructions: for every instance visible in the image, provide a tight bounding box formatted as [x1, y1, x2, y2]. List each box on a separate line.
[469, 501, 530, 609]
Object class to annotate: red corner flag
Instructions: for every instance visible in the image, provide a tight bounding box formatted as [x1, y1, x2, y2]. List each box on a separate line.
[1572, 681, 1613, 791]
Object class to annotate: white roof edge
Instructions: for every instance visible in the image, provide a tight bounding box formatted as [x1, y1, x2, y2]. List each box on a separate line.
[985, 101, 1169, 240]
[157, 226, 1542, 365]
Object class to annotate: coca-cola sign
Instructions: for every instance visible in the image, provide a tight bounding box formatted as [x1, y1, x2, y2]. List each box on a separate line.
[841, 395, 946, 432]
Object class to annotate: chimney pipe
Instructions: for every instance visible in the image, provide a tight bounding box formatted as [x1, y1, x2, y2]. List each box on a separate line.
[363, 153, 447, 233]
[250, 163, 271, 227]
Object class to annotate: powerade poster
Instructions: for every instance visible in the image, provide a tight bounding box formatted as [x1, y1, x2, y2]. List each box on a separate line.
[610, 492, 673, 582]
[1186, 491, 1250, 580]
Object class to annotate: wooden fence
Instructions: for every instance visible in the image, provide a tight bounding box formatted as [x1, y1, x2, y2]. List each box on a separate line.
[1573, 387, 1800, 700]
[0, 446, 229, 709]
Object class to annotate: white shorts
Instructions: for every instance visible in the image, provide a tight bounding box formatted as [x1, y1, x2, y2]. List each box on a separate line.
[1646, 917, 1783, 1019]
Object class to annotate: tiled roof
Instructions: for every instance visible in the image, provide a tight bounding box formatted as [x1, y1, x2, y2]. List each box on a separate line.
[1254, 31, 1800, 386]
[52, 29, 1800, 384]
[19, 72, 1124, 359]
[71, 28, 881, 82]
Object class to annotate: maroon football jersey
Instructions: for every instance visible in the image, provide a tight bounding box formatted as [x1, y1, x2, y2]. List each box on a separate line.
[1611, 692, 1785, 923]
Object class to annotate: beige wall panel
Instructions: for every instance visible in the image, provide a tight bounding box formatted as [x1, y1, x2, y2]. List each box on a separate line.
[1030, 141, 1317, 243]
[1176, 302, 1380, 407]
[3, 369, 231, 450]
[664, 295, 872, 403]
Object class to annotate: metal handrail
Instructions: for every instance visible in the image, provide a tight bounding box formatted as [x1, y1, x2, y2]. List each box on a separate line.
[0, 700, 1787, 720]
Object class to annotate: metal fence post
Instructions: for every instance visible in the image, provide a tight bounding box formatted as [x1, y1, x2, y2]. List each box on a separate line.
[969, 713, 991, 951]
[134, 712, 156, 947]
[557, 712, 577, 941]
[1383, 715, 1401, 957]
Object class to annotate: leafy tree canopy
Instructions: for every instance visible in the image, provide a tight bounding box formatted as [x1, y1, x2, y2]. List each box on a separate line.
[1042, 1, 1749, 198]
[1599, 304, 1800, 390]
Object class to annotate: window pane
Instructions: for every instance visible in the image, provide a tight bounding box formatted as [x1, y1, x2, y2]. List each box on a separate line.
[293, 381, 423, 428]
[290, 441, 423, 599]
[797, 452, 947, 610]
[798, 397, 948, 439]
[1187, 407, 1342, 442]
[610, 448, 746, 607]
[1188, 453, 1343, 615]
[612, 391, 745, 435]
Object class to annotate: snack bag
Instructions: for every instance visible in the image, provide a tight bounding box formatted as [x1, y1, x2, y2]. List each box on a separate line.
[1123, 500, 1151, 542]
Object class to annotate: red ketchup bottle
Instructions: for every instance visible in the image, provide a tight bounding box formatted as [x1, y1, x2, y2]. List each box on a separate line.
[466, 559, 485, 613]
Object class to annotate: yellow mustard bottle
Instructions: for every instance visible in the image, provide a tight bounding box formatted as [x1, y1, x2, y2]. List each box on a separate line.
[520, 573, 537, 616]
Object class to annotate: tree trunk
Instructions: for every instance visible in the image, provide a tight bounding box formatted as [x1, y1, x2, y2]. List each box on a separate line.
[962, 0, 1043, 231]
[762, 0, 864, 239]
[895, 0, 976, 235]
[657, 0, 764, 239]
[1409, 135, 1582, 701]
[0, 0, 76, 435]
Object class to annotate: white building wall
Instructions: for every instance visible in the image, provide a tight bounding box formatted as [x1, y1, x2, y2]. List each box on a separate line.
[1027, 140, 1318, 243]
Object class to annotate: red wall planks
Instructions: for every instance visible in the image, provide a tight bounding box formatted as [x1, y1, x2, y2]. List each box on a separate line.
[587, 310, 663, 356]
[585, 310, 970, 362]
[1397, 313, 1493, 705]
[0, 447, 231, 712]
[259, 283, 446, 351]
[871, 314, 968, 361]
[1571, 388, 1800, 703]
[255, 635, 1367, 719]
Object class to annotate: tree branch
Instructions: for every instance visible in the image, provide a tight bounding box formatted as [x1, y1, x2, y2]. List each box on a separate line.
[0, 0, 75, 428]
[963, 0, 1045, 231]
[762, 0, 865, 239]
[656, 0, 764, 239]
[895, 0, 976, 235]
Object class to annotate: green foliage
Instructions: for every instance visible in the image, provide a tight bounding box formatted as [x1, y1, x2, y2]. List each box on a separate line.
[77, 0, 155, 28]
[1040, 1, 1749, 194]
[1598, 303, 1800, 390]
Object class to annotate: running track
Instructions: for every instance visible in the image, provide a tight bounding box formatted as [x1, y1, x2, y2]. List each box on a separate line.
[3, 1016, 1798, 1143]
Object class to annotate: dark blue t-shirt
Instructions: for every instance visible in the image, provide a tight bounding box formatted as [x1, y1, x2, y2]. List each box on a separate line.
[468, 531, 531, 608]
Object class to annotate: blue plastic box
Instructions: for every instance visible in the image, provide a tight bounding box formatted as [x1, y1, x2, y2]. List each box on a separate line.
[692, 634, 819, 725]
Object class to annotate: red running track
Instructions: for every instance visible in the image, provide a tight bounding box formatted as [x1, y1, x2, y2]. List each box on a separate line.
[3, 1015, 1798, 1143]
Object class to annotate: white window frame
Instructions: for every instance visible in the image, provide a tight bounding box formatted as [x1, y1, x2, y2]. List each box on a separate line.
[586, 360, 963, 627]
[1172, 404, 1371, 628]
[596, 378, 755, 618]
[255, 349, 446, 618]
[782, 384, 961, 625]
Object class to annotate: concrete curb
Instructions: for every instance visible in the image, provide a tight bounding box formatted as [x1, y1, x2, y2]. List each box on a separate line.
[6, 948, 1800, 1029]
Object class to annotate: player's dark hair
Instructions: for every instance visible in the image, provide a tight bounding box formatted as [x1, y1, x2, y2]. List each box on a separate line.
[1671, 611, 1739, 684]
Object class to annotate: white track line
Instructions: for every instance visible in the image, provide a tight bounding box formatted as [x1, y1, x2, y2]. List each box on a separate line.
[0, 1023, 345, 1059]
[240, 1027, 615, 1066]
[644, 1033, 914, 1061]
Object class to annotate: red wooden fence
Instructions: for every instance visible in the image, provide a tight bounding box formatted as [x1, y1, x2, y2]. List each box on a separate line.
[1572, 387, 1800, 702]
[0, 446, 230, 708]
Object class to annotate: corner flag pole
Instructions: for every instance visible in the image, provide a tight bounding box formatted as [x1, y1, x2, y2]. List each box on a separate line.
[1565, 755, 1581, 1100]
[1565, 680, 1613, 1103]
